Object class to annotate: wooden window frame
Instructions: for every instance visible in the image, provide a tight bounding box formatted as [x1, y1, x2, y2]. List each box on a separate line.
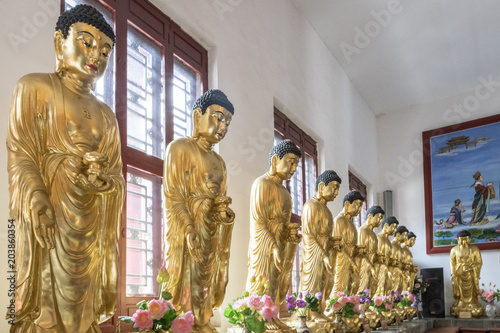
[348, 170, 368, 227]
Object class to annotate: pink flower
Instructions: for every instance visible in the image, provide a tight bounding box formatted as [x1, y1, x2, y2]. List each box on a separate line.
[262, 305, 278, 321]
[385, 302, 393, 310]
[353, 304, 359, 313]
[373, 296, 384, 306]
[131, 309, 153, 331]
[248, 294, 263, 311]
[352, 295, 361, 305]
[415, 283, 421, 288]
[233, 298, 248, 310]
[148, 299, 168, 320]
[408, 294, 415, 302]
[332, 301, 343, 311]
[346, 296, 353, 304]
[338, 296, 349, 305]
[171, 311, 194, 333]
[261, 294, 274, 308]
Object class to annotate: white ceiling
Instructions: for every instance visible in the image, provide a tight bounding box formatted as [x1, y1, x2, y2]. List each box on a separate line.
[292, 0, 500, 115]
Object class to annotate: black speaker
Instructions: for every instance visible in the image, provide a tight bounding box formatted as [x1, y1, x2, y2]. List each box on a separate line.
[420, 268, 445, 318]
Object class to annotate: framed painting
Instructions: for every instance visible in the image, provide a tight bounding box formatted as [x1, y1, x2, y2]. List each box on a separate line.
[423, 114, 500, 254]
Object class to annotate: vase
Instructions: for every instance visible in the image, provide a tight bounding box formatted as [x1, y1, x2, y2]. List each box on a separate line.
[343, 315, 362, 333]
[485, 302, 497, 319]
[296, 315, 310, 333]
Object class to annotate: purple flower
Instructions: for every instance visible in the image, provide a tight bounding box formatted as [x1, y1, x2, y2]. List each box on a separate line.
[304, 291, 310, 296]
[286, 295, 296, 304]
[296, 300, 307, 308]
[287, 303, 296, 311]
[315, 292, 323, 301]
[364, 289, 370, 295]
[298, 292, 303, 299]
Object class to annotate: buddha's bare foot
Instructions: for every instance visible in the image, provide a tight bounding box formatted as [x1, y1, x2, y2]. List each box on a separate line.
[265, 317, 295, 331]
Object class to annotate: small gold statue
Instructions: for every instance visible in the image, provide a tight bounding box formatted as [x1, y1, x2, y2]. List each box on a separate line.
[300, 170, 342, 321]
[374, 217, 399, 296]
[6, 5, 124, 332]
[400, 231, 416, 292]
[332, 191, 365, 295]
[247, 139, 302, 331]
[389, 226, 408, 293]
[357, 205, 385, 294]
[450, 230, 483, 318]
[162, 89, 235, 333]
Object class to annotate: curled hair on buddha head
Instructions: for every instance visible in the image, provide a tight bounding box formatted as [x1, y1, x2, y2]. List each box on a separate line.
[342, 190, 365, 207]
[316, 170, 342, 191]
[381, 216, 399, 228]
[193, 89, 234, 115]
[395, 225, 409, 235]
[269, 139, 301, 165]
[457, 230, 471, 238]
[56, 4, 115, 44]
[367, 205, 385, 217]
[407, 231, 416, 240]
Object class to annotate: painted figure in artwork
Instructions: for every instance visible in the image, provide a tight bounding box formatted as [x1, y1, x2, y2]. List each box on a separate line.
[443, 199, 465, 228]
[470, 171, 495, 225]
[162, 89, 235, 333]
[6, 5, 125, 332]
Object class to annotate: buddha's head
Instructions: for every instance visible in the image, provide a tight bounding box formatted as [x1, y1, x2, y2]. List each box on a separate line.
[342, 190, 364, 217]
[407, 231, 416, 247]
[366, 205, 385, 228]
[315, 170, 341, 202]
[457, 230, 471, 248]
[192, 89, 234, 145]
[394, 225, 409, 243]
[269, 139, 301, 181]
[381, 216, 399, 235]
[54, 4, 115, 85]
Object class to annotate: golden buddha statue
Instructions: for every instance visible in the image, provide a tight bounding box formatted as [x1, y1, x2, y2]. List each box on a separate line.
[332, 191, 365, 295]
[247, 139, 301, 331]
[300, 170, 342, 320]
[356, 205, 385, 294]
[6, 5, 124, 332]
[162, 89, 235, 333]
[400, 231, 416, 292]
[374, 217, 399, 296]
[450, 230, 483, 318]
[389, 226, 408, 293]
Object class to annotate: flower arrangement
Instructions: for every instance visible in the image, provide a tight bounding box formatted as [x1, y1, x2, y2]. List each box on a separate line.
[357, 289, 372, 306]
[119, 264, 195, 332]
[370, 292, 394, 314]
[286, 291, 321, 316]
[398, 291, 416, 307]
[478, 282, 500, 303]
[224, 276, 279, 333]
[326, 292, 361, 318]
[412, 275, 430, 294]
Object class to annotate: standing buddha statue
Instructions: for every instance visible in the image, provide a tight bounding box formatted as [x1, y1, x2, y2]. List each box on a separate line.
[389, 226, 408, 293]
[6, 5, 125, 332]
[300, 170, 342, 321]
[162, 89, 235, 333]
[357, 205, 385, 294]
[450, 230, 483, 318]
[247, 139, 301, 331]
[332, 191, 365, 295]
[374, 217, 399, 296]
[400, 231, 416, 292]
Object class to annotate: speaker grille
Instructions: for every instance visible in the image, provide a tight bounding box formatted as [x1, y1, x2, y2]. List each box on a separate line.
[421, 268, 445, 318]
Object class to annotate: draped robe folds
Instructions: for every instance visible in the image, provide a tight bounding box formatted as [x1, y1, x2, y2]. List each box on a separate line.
[356, 225, 378, 294]
[450, 244, 482, 311]
[374, 233, 392, 296]
[300, 198, 334, 301]
[389, 241, 403, 293]
[162, 137, 232, 327]
[247, 174, 294, 304]
[332, 214, 358, 295]
[400, 246, 413, 292]
[7, 73, 125, 333]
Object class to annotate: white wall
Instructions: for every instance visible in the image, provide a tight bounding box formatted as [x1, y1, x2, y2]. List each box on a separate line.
[377, 86, 500, 315]
[0, 0, 379, 332]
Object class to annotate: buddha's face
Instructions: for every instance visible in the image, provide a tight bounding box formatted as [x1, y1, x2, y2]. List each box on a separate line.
[320, 181, 340, 202]
[346, 199, 363, 217]
[56, 22, 113, 83]
[458, 236, 470, 247]
[370, 213, 384, 228]
[195, 104, 232, 144]
[400, 231, 408, 243]
[389, 222, 398, 235]
[408, 237, 416, 247]
[274, 153, 299, 181]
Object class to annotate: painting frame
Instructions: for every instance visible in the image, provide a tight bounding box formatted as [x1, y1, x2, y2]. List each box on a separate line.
[423, 114, 500, 254]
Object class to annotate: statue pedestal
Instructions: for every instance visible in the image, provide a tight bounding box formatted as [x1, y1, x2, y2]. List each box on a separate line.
[280, 318, 329, 333]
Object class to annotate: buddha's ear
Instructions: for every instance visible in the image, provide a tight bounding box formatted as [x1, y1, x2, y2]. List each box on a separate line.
[54, 31, 64, 74]
[270, 154, 279, 175]
[317, 181, 325, 195]
[192, 108, 202, 137]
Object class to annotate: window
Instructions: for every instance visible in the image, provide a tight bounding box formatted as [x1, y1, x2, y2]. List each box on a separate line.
[61, 1, 208, 331]
[274, 108, 317, 294]
[349, 171, 368, 227]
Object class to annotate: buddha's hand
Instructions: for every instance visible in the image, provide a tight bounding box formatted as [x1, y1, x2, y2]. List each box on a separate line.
[286, 223, 301, 243]
[31, 191, 56, 250]
[186, 226, 203, 263]
[323, 256, 334, 274]
[76, 171, 113, 194]
[272, 243, 282, 272]
[213, 196, 234, 225]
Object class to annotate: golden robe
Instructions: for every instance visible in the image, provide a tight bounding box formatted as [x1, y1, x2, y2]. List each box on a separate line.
[300, 197, 334, 299]
[400, 244, 413, 292]
[389, 240, 403, 292]
[356, 224, 378, 294]
[332, 213, 358, 295]
[162, 137, 233, 327]
[247, 174, 295, 304]
[7, 73, 124, 332]
[375, 232, 392, 295]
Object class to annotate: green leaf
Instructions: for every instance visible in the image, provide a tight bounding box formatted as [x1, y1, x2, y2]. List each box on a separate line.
[161, 291, 173, 300]
[118, 316, 134, 323]
[246, 315, 266, 333]
[137, 300, 148, 310]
